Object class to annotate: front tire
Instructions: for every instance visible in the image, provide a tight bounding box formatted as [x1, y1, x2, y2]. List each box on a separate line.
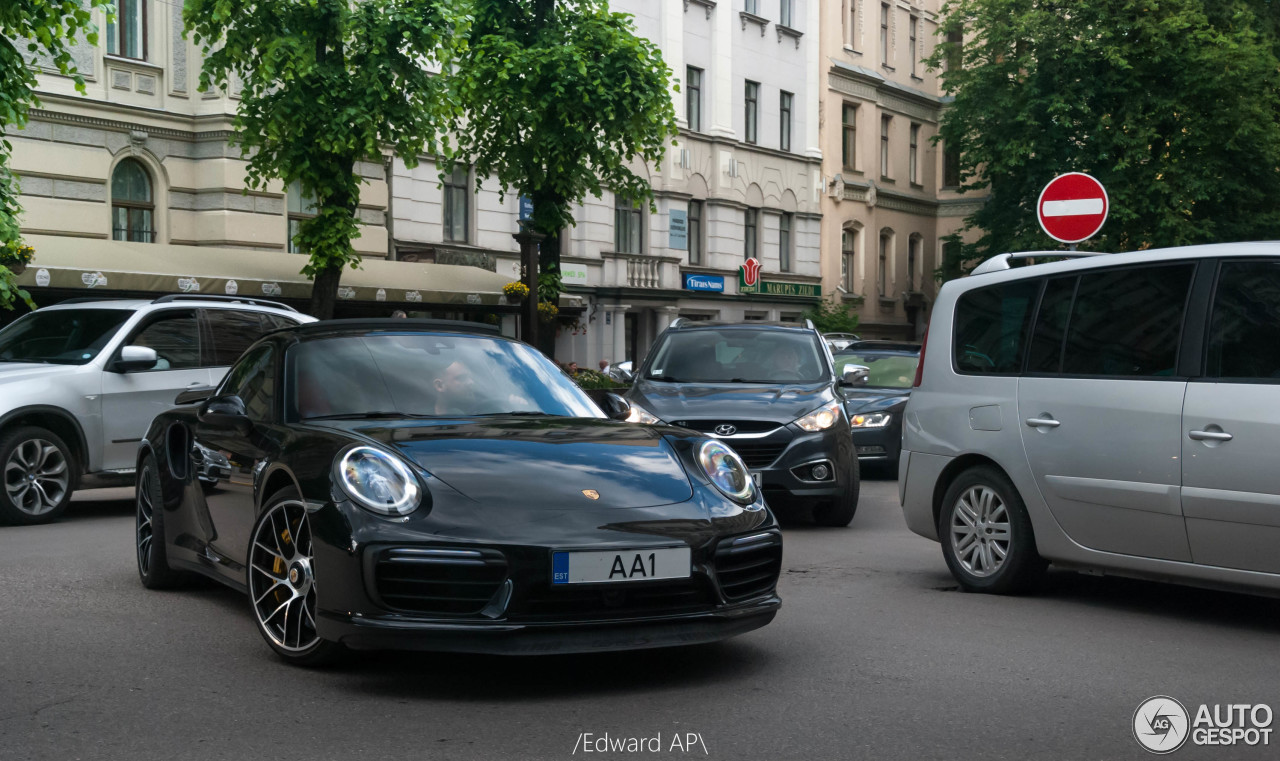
[136, 454, 187, 589]
[0, 426, 75, 525]
[938, 466, 1045, 594]
[812, 457, 861, 527]
[247, 488, 343, 666]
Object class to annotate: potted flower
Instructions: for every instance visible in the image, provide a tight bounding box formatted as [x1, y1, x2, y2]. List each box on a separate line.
[502, 281, 529, 304]
[0, 241, 35, 276]
[537, 300, 559, 323]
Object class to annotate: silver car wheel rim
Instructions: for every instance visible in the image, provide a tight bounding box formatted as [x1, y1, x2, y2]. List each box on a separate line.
[136, 466, 155, 576]
[4, 438, 69, 516]
[249, 500, 319, 652]
[950, 485, 1011, 578]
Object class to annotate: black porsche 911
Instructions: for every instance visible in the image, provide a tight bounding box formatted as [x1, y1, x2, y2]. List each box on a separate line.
[135, 319, 781, 665]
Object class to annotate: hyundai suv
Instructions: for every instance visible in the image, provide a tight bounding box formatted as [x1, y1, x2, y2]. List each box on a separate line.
[626, 320, 861, 526]
[0, 295, 312, 525]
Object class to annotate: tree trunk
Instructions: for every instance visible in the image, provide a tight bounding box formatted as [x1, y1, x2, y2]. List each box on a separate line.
[309, 264, 343, 320]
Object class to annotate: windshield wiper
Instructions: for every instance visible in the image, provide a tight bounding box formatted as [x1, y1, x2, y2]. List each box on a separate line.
[473, 411, 561, 417]
[646, 375, 685, 382]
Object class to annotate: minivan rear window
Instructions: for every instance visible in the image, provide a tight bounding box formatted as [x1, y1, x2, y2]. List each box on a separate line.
[952, 281, 1038, 374]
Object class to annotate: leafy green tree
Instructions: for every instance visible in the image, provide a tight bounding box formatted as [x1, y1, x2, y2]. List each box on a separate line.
[445, 0, 677, 300]
[184, 0, 461, 318]
[1, 0, 109, 310]
[802, 296, 861, 335]
[932, 0, 1280, 277]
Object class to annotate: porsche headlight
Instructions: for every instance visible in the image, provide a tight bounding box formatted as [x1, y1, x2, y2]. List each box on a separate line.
[696, 439, 754, 504]
[336, 446, 420, 516]
[625, 403, 663, 425]
[794, 400, 842, 432]
[850, 412, 892, 428]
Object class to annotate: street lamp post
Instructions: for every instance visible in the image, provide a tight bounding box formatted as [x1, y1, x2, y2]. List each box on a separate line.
[513, 222, 545, 345]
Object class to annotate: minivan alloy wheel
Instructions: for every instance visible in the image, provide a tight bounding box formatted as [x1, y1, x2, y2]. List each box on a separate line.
[4, 437, 69, 516]
[949, 485, 1010, 577]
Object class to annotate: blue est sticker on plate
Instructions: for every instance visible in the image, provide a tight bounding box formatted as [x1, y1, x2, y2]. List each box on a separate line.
[552, 552, 569, 584]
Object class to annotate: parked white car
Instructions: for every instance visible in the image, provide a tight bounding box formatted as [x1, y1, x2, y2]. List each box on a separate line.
[0, 295, 312, 524]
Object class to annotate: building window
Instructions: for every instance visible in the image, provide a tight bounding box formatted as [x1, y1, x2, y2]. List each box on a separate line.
[946, 26, 964, 71]
[879, 230, 892, 297]
[287, 179, 318, 254]
[880, 115, 892, 178]
[907, 235, 921, 292]
[846, 1, 858, 48]
[909, 15, 919, 76]
[443, 165, 469, 243]
[744, 80, 760, 144]
[779, 91, 793, 152]
[880, 3, 890, 66]
[688, 200, 704, 266]
[780, 0, 793, 28]
[842, 229, 857, 292]
[745, 0, 760, 14]
[744, 207, 759, 261]
[944, 143, 961, 187]
[909, 123, 920, 185]
[615, 196, 643, 254]
[107, 0, 146, 60]
[779, 212, 793, 272]
[686, 66, 703, 132]
[842, 104, 857, 170]
[111, 159, 154, 243]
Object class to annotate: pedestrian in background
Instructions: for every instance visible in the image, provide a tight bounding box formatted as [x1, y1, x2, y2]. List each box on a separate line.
[599, 359, 610, 373]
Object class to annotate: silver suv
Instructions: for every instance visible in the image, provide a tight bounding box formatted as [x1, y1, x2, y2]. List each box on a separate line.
[901, 243, 1280, 596]
[0, 296, 312, 524]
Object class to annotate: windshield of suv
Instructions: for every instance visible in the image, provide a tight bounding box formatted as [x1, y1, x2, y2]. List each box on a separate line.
[0, 309, 132, 365]
[835, 351, 920, 389]
[644, 329, 828, 384]
[288, 333, 604, 419]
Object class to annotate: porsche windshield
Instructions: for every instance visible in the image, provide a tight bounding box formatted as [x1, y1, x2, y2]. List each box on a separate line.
[644, 329, 829, 384]
[0, 309, 132, 365]
[288, 333, 603, 419]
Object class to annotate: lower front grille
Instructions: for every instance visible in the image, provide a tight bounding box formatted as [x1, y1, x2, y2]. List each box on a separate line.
[714, 532, 782, 601]
[512, 578, 716, 622]
[373, 548, 508, 616]
[723, 441, 789, 469]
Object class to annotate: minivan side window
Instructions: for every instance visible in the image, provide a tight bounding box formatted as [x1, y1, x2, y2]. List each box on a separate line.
[1206, 260, 1280, 380]
[952, 280, 1039, 374]
[1060, 264, 1193, 378]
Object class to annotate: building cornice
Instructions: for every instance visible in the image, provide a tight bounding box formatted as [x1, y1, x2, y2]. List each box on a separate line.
[678, 128, 824, 168]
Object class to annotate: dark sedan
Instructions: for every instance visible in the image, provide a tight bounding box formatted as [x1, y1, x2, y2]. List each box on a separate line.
[834, 346, 920, 473]
[134, 320, 781, 665]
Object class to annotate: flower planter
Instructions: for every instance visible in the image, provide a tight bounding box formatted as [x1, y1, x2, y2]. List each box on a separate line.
[2, 262, 26, 276]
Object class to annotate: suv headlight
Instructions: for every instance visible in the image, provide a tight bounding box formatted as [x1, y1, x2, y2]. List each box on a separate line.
[794, 400, 842, 431]
[335, 446, 421, 516]
[850, 412, 892, 428]
[625, 403, 663, 424]
[696, 439, 754, 503]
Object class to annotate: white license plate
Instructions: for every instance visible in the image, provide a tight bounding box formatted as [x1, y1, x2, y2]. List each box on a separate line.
[751, 471, 763, 487]
[552, 547, 691, 584]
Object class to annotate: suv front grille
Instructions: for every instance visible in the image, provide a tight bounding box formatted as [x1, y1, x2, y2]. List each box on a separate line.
[511, 578, 716, 622]
[373, 548, 508, 616]
[723, 441, 789, 468]
[714, 532, 782, 601]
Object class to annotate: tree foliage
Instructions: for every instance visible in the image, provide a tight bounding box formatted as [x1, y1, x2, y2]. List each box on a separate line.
[445, 0, 677, 285]
[803, 296, 861, 335]
[932, 0, 1280, 277]
[184, 0, 462, 318]
[1, 0, 108, 310]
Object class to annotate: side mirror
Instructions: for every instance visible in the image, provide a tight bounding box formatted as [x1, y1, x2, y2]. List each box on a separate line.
[600, 392, 632, 421]
[113, 345, 158, 373]
[198, 395, 253, 435]
[840, 364, 870, 387]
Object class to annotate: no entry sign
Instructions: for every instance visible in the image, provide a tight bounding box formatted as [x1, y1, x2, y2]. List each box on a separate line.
[1037, 172, 1108, 244]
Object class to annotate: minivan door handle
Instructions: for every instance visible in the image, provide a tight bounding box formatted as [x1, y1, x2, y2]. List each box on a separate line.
[1188, 429, 1233, 442]
[1025, 417, 1060, 429]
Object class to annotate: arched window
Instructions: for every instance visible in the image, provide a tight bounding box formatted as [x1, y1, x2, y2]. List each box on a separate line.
[879, 229, 894, 297]
[288, 179, 318, 254]
[908, 234, 923, 292]
[841, 227, 858, 292]
[111, 159, 154, 242]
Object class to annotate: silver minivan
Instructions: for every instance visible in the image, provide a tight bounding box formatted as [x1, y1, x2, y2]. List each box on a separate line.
[900, 243, 1280, 595]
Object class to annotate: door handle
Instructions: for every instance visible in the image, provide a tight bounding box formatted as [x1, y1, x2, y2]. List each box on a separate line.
[1189, 429, 1233, 442]
[1025, 417, 1060, 428]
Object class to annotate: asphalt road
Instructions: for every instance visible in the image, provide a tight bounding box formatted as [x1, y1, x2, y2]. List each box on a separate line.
[2, 476, 1278, 761]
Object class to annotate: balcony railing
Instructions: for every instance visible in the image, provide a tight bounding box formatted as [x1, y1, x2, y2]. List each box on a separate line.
[113, 228, 156, 243]
[624, 254, 662, 289]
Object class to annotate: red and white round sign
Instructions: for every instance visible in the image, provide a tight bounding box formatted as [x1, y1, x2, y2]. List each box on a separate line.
[1037, 172, 1108, 244]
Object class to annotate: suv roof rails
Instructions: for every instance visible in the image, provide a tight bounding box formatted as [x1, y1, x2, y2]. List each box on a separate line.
[150, 293, 299, 312]
[292, 318, 501, 337]
[668, 317, 686, 329]
[970, 251, 1108, 276]
[56, 297, 126, 305]
[804, 318, 816, 330]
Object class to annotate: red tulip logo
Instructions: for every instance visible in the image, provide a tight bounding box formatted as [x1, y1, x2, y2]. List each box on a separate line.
[742, 257, 761, 287]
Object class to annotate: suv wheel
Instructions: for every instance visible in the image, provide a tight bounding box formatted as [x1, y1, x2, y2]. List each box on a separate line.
[0, 426, 76, 525]
[938, 466, 1045, 594]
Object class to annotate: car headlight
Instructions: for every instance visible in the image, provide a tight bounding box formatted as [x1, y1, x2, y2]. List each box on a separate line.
[850, 412, 892, 428]
[696, 439, 754, 504]
[625, 403, 663, 424]
[794, 400, 842, 431]
[336, 446, 421, 516]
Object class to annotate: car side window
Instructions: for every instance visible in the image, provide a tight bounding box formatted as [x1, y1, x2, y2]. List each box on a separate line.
[222, 344, 277, 423]
[1206, 260, 1280, 380]
[203, 309, 271, 367]
[126, 310, 200, 371]
[952, 280, 1039, 374]
[1027, 276, 1077, 374]
[1061, 264, 1193, 377]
